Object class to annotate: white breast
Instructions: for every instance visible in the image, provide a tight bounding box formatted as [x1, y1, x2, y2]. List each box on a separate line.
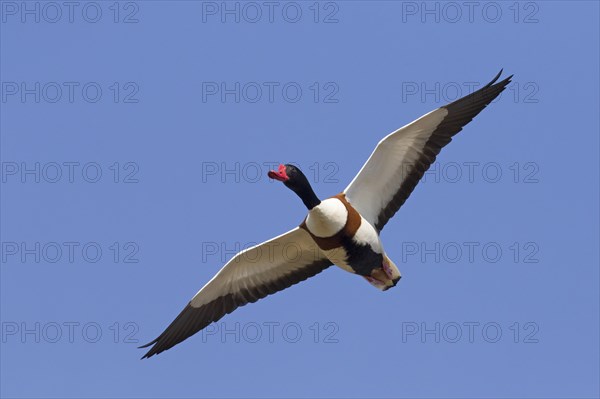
[305, 198, 348, 238]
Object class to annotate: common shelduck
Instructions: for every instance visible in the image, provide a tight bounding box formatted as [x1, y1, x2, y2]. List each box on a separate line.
[140, 71, 512, 358]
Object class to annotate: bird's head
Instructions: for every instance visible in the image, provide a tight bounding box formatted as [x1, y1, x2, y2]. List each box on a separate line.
[267, 163, 304, 187]
[268, 164, 320, 210]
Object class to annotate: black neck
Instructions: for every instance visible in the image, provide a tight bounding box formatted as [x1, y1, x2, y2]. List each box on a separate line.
[296, 187, 321, 210]
[287, 181, 321, 210]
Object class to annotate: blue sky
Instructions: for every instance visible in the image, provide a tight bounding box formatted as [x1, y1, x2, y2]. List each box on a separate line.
[1, 1, 598, 398]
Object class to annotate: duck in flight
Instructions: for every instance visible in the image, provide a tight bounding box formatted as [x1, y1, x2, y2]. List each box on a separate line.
[140, 71, 512, 358]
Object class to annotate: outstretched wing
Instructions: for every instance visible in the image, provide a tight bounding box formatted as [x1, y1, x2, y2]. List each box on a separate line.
[344, 71, 512, 231]
[140, 227, 331, 358]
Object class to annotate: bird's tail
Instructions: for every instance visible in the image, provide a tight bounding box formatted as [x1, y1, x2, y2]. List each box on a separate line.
[364, 255, 401, 291]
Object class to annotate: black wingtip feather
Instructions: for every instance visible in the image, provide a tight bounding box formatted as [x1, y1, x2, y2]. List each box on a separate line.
[138, 339, 157, 349]
[139, 338, 159, 359]
[442, 70, 513, 112]
[486, 69, 503, 87]
[140, 339, 159, 359]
